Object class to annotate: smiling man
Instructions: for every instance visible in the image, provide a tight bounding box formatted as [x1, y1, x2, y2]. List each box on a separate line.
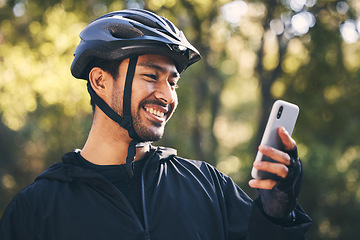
[0, 9, 311, 240]
[81, 54, 179, 166]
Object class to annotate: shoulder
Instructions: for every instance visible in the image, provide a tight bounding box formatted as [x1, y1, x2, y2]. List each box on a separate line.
[173, 155, 217, 173]
[171, 153, 252, 197]
[6, 174, 58, 207]
[153, 145, 227, 177]
[3, 162, 70, 215]
[0, 180, 45, 231]
[151, 146, 250, 197]
[0, 165, 69, 237]
[158, 149, 232, 188]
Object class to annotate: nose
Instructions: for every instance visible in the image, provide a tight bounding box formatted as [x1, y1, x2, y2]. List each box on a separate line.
[154, 81, 177, 104]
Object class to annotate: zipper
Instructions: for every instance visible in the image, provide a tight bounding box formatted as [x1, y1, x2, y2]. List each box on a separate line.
[140, 148, 158, 240]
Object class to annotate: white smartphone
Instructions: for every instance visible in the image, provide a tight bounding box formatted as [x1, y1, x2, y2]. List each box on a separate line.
[251, 100, 299, 179]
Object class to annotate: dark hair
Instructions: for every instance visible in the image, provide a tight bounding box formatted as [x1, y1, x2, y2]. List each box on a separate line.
[86, 58, 123, 111]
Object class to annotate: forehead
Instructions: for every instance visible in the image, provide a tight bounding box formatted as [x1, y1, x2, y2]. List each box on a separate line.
[136, 55, 179, 75]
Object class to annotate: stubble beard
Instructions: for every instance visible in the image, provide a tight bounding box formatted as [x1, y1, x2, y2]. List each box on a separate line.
[111, 88, 165, 142]
[132, 108, 164, 141]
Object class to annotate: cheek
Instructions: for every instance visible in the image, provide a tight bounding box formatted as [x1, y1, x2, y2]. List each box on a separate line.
[144, 83, 156, 94]
[131, 81, 153, 112]
[168, 92, 178, 118]
[173, 92, 178, 108]
[136, 81, 154, 96]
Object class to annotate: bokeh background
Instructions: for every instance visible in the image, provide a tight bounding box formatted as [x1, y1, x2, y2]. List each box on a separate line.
[1, 0, 360, 239]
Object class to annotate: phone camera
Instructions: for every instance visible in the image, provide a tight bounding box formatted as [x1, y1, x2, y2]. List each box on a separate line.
[277, 106, 283, 119]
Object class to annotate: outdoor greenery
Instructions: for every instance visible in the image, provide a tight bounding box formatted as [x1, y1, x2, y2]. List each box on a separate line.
[1, 0, 360, 239]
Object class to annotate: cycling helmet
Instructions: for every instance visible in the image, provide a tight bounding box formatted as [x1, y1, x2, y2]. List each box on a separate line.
[71, 9, 201, 176]
[71, 8, 201, 79]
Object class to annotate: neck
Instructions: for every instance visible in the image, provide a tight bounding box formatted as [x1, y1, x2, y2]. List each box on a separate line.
[80, 112, 150, 165]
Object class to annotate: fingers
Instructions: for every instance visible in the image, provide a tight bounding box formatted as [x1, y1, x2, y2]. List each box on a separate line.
[278, 127, 296, 151]
[249, 155, 288, 190]
[252, 159, 289, 179]
[258, 145, 291, 166]
[248, 160, 287, 190]
[249, 178, 277, 190]
[249, 126, 298, 190]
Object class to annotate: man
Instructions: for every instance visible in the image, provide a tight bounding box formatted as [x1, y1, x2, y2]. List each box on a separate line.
[0, 9, 311, 239]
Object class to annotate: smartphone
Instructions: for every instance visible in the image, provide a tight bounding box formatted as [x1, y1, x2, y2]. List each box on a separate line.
[251, 100, 299, 180]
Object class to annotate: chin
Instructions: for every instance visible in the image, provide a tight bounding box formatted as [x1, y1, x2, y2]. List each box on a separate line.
[140, 133, 163, 142]
[135, 125, 165, 142]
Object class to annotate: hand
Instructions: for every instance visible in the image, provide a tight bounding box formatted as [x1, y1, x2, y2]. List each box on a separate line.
[248, 127, 296, 189]
[249, 127, 303, 219]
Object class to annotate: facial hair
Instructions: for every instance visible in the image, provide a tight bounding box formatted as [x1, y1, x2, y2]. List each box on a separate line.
[111, 87, 166, 141]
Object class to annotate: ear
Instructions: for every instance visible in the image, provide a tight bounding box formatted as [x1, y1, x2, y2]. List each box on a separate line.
[88, 67, 112, 100]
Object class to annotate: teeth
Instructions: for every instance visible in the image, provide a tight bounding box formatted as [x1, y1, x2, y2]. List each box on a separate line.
[145, 107, 165, 118]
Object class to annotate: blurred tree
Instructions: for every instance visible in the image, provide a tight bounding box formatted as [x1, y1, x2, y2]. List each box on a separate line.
[1, 0, 360, 239]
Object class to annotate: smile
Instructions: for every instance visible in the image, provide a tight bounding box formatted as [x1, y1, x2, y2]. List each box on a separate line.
[144, 107, 165, 119]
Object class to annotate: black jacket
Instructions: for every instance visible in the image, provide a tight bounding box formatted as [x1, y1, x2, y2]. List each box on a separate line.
[0, 146, 311, 239]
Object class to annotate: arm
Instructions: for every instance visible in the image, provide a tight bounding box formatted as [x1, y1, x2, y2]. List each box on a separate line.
[247, 127, 311, 238]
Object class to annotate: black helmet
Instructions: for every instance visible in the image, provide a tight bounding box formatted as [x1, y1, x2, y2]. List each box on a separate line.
[71, 8, 201, 79]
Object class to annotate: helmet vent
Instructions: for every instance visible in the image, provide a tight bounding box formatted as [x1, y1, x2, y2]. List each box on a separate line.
[109, 24, 144, 39]
[124, 15, 161, 29]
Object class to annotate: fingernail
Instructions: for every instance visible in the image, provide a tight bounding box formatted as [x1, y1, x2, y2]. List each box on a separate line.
[259, 145, 268, 151]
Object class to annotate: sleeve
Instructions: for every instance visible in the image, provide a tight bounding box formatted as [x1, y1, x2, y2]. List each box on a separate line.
[218, 172, 312, 240]
[0, 191, 38, 240]
[246, 200, 312, 240]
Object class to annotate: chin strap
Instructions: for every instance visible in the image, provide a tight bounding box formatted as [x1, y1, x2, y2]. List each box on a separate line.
[87, 82, 132, 129]
[86, 56, 140, 138]
[122, 56, 140, 141]
[87, 56, 143, 176]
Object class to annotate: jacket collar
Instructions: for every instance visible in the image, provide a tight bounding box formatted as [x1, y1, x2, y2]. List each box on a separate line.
[35, 145, 177, 183]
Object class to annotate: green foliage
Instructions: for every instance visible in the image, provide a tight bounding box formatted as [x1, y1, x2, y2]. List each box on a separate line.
[1, 0, 360, 239]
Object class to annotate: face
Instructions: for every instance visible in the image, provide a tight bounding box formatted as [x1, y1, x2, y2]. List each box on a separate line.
[111, 55, 179, 141]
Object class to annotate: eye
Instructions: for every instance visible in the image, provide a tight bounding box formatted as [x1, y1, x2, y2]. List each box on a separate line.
[169, 80, 179, 89]
[142, 74, 157, 81]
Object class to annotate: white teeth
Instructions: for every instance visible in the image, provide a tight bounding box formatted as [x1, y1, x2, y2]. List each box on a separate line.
[145, 107, 165, 118]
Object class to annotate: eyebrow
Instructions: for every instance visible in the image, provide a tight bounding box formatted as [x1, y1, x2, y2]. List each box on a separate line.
[137, 62, 180, 78]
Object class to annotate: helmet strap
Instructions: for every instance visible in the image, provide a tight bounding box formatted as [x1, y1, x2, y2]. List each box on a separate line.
[87, 56, 142, 176]
[87, 82, 132, 129]
[86, 56, 141, 140]
[123, 56, 141, 177]
[122, 56, 140, 141]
